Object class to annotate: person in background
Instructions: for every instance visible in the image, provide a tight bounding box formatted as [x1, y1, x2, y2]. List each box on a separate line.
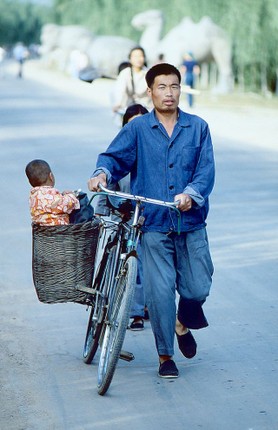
[112, 46, 152, 115]
[95, 104, 149, 331]
[0, 46, 6, 78]
[180, 52, 200, 108]
[13, 42, 28, 78]
[156, 53, 165, 64]
[25, 159, 80, 226]
[88, 63, 215, 379]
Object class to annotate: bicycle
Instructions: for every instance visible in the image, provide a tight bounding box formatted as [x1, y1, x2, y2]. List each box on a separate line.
[81, 184, 180, 396]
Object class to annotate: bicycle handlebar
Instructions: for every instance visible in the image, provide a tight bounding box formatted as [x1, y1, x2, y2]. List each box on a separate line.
[97, 183, 180, 209]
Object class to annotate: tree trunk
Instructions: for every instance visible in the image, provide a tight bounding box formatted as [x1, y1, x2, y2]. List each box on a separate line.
[237, 65, 245, 92]
[260, 63, 268, 94]
[200, 63, 209, 89]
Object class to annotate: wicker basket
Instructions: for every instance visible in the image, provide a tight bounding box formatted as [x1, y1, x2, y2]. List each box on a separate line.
[32, 219, 100, 304]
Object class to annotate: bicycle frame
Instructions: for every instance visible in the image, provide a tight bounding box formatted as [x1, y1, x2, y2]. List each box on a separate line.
[83, 184, 180, 395]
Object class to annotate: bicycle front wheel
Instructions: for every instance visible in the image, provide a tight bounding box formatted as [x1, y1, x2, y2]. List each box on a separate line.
[97, 255, 137, 395]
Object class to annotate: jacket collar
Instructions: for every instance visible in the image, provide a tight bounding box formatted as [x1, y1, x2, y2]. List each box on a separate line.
[149, 108, 191, 128]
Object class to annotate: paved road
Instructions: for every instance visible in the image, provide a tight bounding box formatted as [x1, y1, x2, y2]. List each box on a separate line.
[1, 61, 278, 430]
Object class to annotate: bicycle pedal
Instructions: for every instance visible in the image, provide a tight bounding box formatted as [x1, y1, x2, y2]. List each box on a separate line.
[119, 350, 135, 362]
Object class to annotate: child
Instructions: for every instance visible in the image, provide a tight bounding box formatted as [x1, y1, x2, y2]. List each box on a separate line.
[25, 159, 80, 226]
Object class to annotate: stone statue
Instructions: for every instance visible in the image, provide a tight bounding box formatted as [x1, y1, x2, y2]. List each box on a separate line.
[40, 23, 136, 78]
[131, 9, 233, 93]
[131, 10, 164, 65]
[40, 24, 95, 71]
[86, 35, 135, 78]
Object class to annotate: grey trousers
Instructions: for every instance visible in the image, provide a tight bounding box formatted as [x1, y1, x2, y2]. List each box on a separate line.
[141, 228, 214, 356]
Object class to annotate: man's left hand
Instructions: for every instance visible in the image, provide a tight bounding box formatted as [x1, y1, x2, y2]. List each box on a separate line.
[175, 193, 192, 212]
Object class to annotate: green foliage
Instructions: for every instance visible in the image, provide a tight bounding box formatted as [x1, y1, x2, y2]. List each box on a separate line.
[1, 0, 277, 92]
[0, 0, 53, 46]
[50, 0, 278, 92]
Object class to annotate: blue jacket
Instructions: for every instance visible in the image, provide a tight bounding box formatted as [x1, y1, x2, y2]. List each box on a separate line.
[93, 108, 215, 233]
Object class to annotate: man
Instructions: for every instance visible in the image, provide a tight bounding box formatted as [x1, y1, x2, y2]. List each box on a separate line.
[88, 63, 215, 378]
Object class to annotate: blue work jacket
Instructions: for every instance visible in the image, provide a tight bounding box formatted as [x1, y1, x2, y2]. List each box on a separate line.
[93, 108, 215, 233]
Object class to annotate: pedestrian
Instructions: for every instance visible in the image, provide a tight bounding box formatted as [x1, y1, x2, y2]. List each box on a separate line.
[112, 46, 152, 116]
[181, 52, 200, 108]
[25, 159, 80, 226]
[95, 103, 149, 331]
[13, 42, 28, 78]
[0, 46, 6, 78]
[88, 63, 215, 379]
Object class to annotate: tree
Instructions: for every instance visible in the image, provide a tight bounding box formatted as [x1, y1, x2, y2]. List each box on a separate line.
[2, 0, 277, 93]
[0, 0, 53, 46]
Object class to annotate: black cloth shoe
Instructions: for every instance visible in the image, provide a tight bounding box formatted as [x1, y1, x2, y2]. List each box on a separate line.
[130, 318, 144, 331]
[158, 359, 179, 379]
[176, 330, 197, 359]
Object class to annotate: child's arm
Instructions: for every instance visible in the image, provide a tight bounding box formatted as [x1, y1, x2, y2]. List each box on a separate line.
[51, 191, 80, 214]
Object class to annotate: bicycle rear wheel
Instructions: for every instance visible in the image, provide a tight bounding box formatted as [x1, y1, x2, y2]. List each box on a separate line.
[83, 299, 104, 364]
[97, 255, 137, 395]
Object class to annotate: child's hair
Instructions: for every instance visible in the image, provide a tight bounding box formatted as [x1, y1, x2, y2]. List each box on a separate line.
[118, 61, 131, 74]
[145, 63, 181, 88]
[122, 103, 149, 126]
[25, 159, 51, 187]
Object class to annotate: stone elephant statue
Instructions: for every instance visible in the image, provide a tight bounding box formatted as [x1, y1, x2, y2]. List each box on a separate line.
[39, 23, 136, 79]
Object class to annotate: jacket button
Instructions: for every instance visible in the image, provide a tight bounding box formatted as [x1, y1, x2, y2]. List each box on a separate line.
[169, 163, 174, 168]
[169, 185, 174, 190]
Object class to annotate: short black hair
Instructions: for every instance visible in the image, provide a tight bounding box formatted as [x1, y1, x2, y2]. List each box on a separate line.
[122, 103, 149, 126]
[145, 63, 181, 88]
[25, 159, 51, 187]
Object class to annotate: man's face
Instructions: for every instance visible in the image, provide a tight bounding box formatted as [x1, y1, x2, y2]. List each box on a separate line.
[148, 74, 181, 113]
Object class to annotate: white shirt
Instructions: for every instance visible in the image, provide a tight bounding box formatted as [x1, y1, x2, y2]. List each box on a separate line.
[112, 66, 152, 111]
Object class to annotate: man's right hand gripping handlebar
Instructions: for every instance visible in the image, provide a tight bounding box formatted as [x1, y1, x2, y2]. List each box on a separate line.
[87, 173, 107, 192]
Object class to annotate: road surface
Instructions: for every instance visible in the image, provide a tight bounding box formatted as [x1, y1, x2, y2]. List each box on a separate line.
[0, 60, 278, 430]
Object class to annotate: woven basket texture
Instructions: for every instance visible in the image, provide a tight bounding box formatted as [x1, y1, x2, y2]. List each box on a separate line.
[32, 219, 100, 304]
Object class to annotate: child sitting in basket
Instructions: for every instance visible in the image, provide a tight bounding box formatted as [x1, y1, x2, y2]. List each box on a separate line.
[25, 159, 80, 226]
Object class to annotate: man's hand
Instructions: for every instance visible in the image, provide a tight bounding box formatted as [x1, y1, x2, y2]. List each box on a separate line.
[87, 173, 107, 192]
[174, 193, 192, 212]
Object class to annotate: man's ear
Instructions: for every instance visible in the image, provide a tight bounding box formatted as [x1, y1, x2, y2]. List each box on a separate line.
[49, 172, 55, 185]
[147, 87, 152, 97]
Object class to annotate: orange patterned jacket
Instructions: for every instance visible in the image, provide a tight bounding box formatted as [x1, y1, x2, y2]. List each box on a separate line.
[29, 186, 80, 225]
